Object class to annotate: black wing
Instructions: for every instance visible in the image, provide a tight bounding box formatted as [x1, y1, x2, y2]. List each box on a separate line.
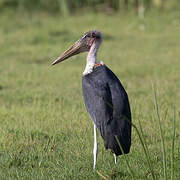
[82, 65, 131, 155]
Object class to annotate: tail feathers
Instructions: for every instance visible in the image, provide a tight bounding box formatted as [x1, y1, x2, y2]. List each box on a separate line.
[100, 119, 131, 156]
[98, 116, 131, 156]
[104, 134, 131, 155]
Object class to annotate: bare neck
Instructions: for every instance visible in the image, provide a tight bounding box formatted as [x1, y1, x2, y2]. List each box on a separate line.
[83, 41, 101, 75]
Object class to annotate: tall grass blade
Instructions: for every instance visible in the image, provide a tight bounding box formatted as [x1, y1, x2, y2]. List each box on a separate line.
[152, 84, 167, 180]
[171, 106, 176, 180]
[115, 136, 135, 180]
[138, 118, 148, 152]
[131, 123, 156, 180]
[137, 117, 154, 173]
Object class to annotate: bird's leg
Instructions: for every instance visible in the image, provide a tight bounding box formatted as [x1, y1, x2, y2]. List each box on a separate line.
[113, 154, 117, 164]
[93, 124, 98, 170]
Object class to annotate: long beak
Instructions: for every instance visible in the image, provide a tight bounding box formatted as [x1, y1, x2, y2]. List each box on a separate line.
[52, 41, 84, 65]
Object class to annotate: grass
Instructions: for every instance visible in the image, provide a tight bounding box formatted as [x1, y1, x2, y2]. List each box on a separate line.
[0, 10, 180, 179]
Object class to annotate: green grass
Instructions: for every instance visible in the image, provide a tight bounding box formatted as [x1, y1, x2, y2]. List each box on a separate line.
[0, 10, 180, 179]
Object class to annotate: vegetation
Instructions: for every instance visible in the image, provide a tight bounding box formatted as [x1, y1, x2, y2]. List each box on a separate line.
[0, 10, 180, 179]
[0, 0, 180, 14]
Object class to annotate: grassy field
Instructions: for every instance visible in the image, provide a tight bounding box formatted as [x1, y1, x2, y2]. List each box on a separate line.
[0, 10, 180, 179]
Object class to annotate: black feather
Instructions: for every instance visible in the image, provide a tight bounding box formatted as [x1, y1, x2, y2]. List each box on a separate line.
[82, 65, 131, 155]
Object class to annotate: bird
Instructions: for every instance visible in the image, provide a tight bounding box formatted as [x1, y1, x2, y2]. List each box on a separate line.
[51, 30, 132, 169]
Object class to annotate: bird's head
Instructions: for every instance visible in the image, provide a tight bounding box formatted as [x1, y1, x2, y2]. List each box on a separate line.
[52, 30, 102, 65]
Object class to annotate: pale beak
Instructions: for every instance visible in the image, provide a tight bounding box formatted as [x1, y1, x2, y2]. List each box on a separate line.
[52, 39, 89, 65]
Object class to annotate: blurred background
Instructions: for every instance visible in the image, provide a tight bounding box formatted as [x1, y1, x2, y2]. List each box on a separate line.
[0, 0, 180, 15]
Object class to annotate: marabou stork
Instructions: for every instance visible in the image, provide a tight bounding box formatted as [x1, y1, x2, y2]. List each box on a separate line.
[52, 30, 132, 169]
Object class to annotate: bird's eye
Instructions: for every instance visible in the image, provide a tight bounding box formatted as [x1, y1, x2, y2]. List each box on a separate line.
[92, 32, 96, 38]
